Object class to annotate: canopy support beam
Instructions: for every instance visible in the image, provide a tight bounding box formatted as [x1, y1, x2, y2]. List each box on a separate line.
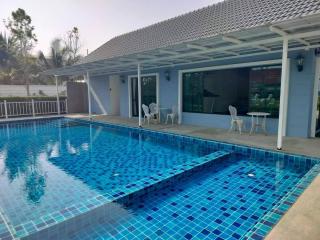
[277, 37, 289, 150]
[270, 26, 310, 48]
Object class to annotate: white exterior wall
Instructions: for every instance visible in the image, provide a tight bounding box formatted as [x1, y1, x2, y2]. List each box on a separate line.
[0, 85, 66, 97]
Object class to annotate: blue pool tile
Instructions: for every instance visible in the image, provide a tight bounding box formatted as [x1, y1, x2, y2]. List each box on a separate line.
[0, 118, 319, 240]
[201, 229, 210, 236]
[184, 233, 193, 239]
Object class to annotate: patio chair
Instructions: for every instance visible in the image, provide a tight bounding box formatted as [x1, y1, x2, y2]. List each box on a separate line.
[166, 105, 178, 125]
[142, 104, 152, 125]
[228, 105, 244, 134]
[149, 103, 159, 123]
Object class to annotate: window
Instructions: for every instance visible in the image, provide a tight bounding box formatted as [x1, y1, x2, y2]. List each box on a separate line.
[182, 65, 281, 117]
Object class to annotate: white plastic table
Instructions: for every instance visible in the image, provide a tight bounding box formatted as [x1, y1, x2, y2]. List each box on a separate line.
[247, 112, 271, 135]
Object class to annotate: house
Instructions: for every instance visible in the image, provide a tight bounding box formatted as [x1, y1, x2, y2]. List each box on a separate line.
[44, 0, 320, 150]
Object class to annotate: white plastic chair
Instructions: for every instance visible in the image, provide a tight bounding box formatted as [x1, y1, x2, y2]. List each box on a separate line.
[142, 104, 152, 125]
[228, 105, 244, 134]
[149, 103, 159, 122]
[166, 105, 178, 125]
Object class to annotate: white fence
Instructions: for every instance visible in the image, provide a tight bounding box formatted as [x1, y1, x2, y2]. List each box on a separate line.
[0, 100, 67, 118]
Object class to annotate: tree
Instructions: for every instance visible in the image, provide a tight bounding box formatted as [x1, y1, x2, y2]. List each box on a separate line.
[5, 8, 37, 95]
[0, 32, 15, 66]
[38, 27, 82, 70]
[37, 38, 67, 84]
[38, 38, 67, 69]
[37, 27, 82, 84]
[5, 8, 37, 56]
[0, 32, 18, 84]
[64, 27, 82, 65]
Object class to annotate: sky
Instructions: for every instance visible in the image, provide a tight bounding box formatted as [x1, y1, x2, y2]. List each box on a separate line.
[0, 0, 222, 56]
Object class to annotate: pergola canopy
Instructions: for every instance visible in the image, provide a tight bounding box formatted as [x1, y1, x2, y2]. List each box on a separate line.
[43, 0, 320, 77]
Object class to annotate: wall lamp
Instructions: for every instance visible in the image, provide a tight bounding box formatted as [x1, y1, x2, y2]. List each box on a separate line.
[120, 75, 126, 84]
[165, 70, 171, 81]
[296, 54, 304, 72]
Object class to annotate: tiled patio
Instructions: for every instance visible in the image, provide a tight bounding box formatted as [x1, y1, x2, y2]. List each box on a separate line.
[67, 114, 320, 240]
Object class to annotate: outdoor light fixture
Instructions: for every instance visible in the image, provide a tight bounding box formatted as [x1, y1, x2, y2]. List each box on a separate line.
[165, 70, 171, 81]
[120, 75, 125, 83]
[296, 54, 304, 72]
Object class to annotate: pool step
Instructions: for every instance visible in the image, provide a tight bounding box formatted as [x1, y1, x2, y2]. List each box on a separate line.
[115, 150, 232, 205]
[19, 150, 231, 240]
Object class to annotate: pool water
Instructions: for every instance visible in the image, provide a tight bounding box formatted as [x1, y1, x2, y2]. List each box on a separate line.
[0, 119, 210, 229]
[69, 154, 315, 240]
[0, 118, 319, 239]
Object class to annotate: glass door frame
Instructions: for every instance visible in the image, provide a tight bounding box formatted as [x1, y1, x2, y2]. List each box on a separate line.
[128, 73, 160, 118]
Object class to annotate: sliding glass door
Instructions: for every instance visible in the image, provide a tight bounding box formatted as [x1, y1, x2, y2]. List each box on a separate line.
[131, 75, 157, 117]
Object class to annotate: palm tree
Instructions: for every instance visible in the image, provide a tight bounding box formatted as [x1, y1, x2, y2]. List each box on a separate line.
[38, 38, 67, 69]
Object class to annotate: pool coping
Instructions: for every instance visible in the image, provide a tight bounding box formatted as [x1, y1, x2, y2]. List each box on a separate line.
[1, 117, 319, 239]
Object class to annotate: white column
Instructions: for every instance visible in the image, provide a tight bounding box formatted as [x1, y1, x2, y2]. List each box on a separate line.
[311, 57, 320, 137]
[55, 75, 60, 115]
[277, 38, 289, 150]
[178, 71, 182, 124]
[282, 58, 290, 137]
[137, 63, 142, 127]
[86, 72, 92, 119]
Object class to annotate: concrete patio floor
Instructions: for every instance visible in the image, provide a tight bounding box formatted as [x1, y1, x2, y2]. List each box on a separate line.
[67, 114, 320, 240]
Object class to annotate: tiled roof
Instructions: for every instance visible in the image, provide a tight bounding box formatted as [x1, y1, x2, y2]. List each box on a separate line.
[80, 0, 320, 64]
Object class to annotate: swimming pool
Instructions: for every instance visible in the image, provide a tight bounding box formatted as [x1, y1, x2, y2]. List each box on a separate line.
[0, 118, 319, 239]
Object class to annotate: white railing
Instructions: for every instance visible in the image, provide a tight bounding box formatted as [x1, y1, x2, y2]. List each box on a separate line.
[0, 99, 67, 119]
